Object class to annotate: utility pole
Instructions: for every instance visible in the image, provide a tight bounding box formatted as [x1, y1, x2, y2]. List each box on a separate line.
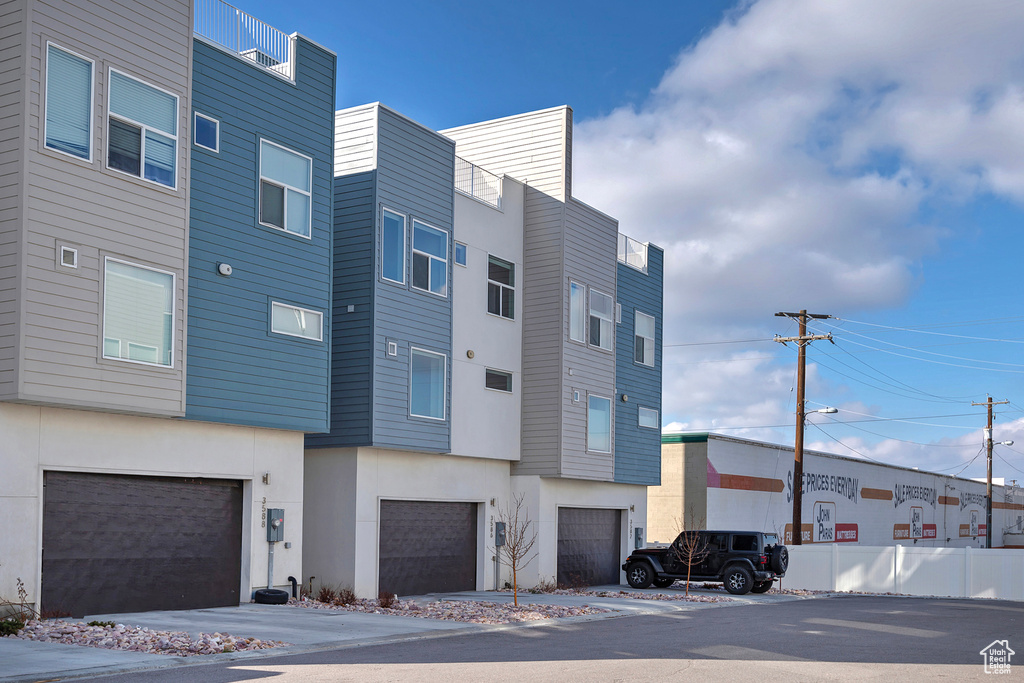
[972, 396, 1009, 549]
[775, 310, 832, 545]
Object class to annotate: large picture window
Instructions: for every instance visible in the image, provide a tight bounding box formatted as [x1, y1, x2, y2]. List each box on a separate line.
[381, 208, 405, 284]
[271, 302, 323, 341]
[103, 258, 174, 367]
[411, 348, 446, 420]
[588, 394, 612, 453]
[412, 220, 448, 296]
[107, 69, 178, 188]
[589, 289, 614, 350]
[259, 139, 312, 238]
[635, 311, 655, 366]
[487, 255, 514, 319]
[45, 44, 93, 160]
[569, 281, 585, 342]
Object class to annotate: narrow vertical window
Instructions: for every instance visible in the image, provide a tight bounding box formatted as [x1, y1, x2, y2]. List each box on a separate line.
[411, 348, 446, 420]
[487, 255, 514, 319]
[454, 242, 467, 266]
[569, 281, 585, 342]
[412, 220, 448, 296]
[588, 394, 612, 452]
[194, 112, 219, 152]
[382, 209, 406, 284]
[589, 289, 614, 350]
[103, 258, 174, 367]
[45, 44, 93, 160]
[107, 70, 178, 188]
[635, 311, 655, 366]
[259, 139, 312, 237]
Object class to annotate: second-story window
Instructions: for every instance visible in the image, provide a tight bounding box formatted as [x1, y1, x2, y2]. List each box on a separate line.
[412, 220, 448, 296]
[487, 256, 514, 319]
[635, 311, 655, 366]
[259, 139, 312, 238]
[569, 281, 585, 342]
[102, 258, 174, 367]
[382, 208, 406, 284]
[107, 69, 178, 188]
[589, 289, 614, 351]
[45, 43, 93, 161]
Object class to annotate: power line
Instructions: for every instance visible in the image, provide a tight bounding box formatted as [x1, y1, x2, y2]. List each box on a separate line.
[834, 317, 1024, 342]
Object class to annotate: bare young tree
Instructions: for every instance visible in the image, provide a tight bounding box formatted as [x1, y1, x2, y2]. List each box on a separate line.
[497, 492, 538, 607]
[671, 506, 709, 596]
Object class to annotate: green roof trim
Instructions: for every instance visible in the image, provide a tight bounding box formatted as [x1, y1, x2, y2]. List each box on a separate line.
[661, 432, 710, 444]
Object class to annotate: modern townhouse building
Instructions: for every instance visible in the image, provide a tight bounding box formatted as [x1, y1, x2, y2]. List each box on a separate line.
[305, 104, 663, 597]
[0, 0, 335, 617]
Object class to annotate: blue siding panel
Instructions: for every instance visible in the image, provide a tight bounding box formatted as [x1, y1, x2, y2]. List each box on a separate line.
[186, 38, 336, 432]
[614, 244, 664, 485]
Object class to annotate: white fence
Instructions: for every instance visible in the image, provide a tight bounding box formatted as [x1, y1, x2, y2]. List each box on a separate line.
[783, 544, 1024, 600]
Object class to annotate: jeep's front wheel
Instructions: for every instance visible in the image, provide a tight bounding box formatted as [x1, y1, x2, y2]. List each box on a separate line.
[626, 562, 654, 589]
[723, 566, 753, 595]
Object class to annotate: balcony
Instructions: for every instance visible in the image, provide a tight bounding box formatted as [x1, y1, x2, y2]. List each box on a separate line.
[618, 233, 648, 273]
[194, 0, 294, 80]
[454, 156, 502, 209]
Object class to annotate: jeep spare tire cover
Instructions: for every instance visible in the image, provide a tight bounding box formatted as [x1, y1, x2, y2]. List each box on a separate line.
[770, 545, 789, 574]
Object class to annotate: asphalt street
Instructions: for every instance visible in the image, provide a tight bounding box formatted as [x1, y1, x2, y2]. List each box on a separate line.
[76, 596, 1023, 682]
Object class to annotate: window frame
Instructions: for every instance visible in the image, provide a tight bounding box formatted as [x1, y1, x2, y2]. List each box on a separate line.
[486, 254, 515, 320]
[44, 42, 95, 163]
[381, 207, 407, 285]
[101, 256, 176, 369]
[588, 288, 614, 351]
[484, 368, 513, 393]
[634, 310, 656, 367]
[258, 138, 313, 239]
[193, 112, 219, 153]
[106, 67, 180, 190]
[638, 406, 659, 429]
[454, 242, 467, 267]
[409, 346, 447, 421]
[411, 219, 449, 297]
[587, 393, 613, 453]
[270, 301, 323, 342]
[569, 280, 585, 343]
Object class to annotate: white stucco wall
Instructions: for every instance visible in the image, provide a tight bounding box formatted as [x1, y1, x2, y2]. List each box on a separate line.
[450, 178, 525, 462]
[0, 403, 304, 607]
[511, 475, 647, 588]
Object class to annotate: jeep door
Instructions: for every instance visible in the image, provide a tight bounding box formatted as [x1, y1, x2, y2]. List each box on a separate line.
[698, 532, 728, 577]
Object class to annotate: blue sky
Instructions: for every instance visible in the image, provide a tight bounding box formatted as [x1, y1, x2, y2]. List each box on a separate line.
[246, 0, 1024, 482]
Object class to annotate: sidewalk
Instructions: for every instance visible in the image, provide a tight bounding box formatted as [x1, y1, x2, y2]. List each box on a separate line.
[0, 586, 799, 682]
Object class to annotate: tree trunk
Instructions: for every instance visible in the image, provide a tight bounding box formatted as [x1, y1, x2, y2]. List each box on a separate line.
[512, 565, 518, 606]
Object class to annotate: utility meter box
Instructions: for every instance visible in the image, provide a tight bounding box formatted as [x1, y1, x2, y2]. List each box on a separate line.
[495, 521, 506, 547]
[267, 508, 285, 542]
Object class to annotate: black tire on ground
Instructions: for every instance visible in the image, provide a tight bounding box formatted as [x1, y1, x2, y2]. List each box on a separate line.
[750, 581, 773, 594]
[652, 577, 676, 588]
[723, 566, 753, 595]
[626, 562, 654, 589]
[770, 545, 789, 574]
[254, 589, 289, 604]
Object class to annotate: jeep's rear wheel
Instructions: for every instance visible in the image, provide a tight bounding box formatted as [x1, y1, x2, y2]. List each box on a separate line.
[750, 580, 773, 594]
[652, 577, 675, 588]
[769, 545, 789, 574]
[626, 562, 654, 589]
[723, 566, 753, 595]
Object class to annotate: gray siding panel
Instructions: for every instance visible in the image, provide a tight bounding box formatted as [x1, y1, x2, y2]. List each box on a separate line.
[17, 0, 191, 414]
[615, 245, 664, 485]
[441, 106, 571, 201]
[0, 0, 24, 398]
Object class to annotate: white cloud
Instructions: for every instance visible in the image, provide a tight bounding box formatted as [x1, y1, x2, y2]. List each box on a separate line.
[573, 0, 1024, 467]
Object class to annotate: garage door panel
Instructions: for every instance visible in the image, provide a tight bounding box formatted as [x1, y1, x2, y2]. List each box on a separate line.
[557, 508, 621, 587]
[42, 472, 243, 617]
[379, 501, 477, 597]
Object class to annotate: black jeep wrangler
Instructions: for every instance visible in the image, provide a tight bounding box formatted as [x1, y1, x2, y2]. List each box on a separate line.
[621, 530, 788, 595]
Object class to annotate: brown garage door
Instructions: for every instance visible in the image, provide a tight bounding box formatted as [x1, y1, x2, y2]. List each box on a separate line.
[378, 500, 477, 596]
[42, 471, 243, 617]
[557, 507, 622, 587]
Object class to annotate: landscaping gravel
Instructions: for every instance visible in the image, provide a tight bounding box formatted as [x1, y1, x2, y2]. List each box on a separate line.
[290, 596, 610, 623]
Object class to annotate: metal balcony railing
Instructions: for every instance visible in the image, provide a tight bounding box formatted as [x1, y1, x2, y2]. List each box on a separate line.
[194, 0, 294, 80]
[618, 233, 648, 273]
[454, 156, 502, 209]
